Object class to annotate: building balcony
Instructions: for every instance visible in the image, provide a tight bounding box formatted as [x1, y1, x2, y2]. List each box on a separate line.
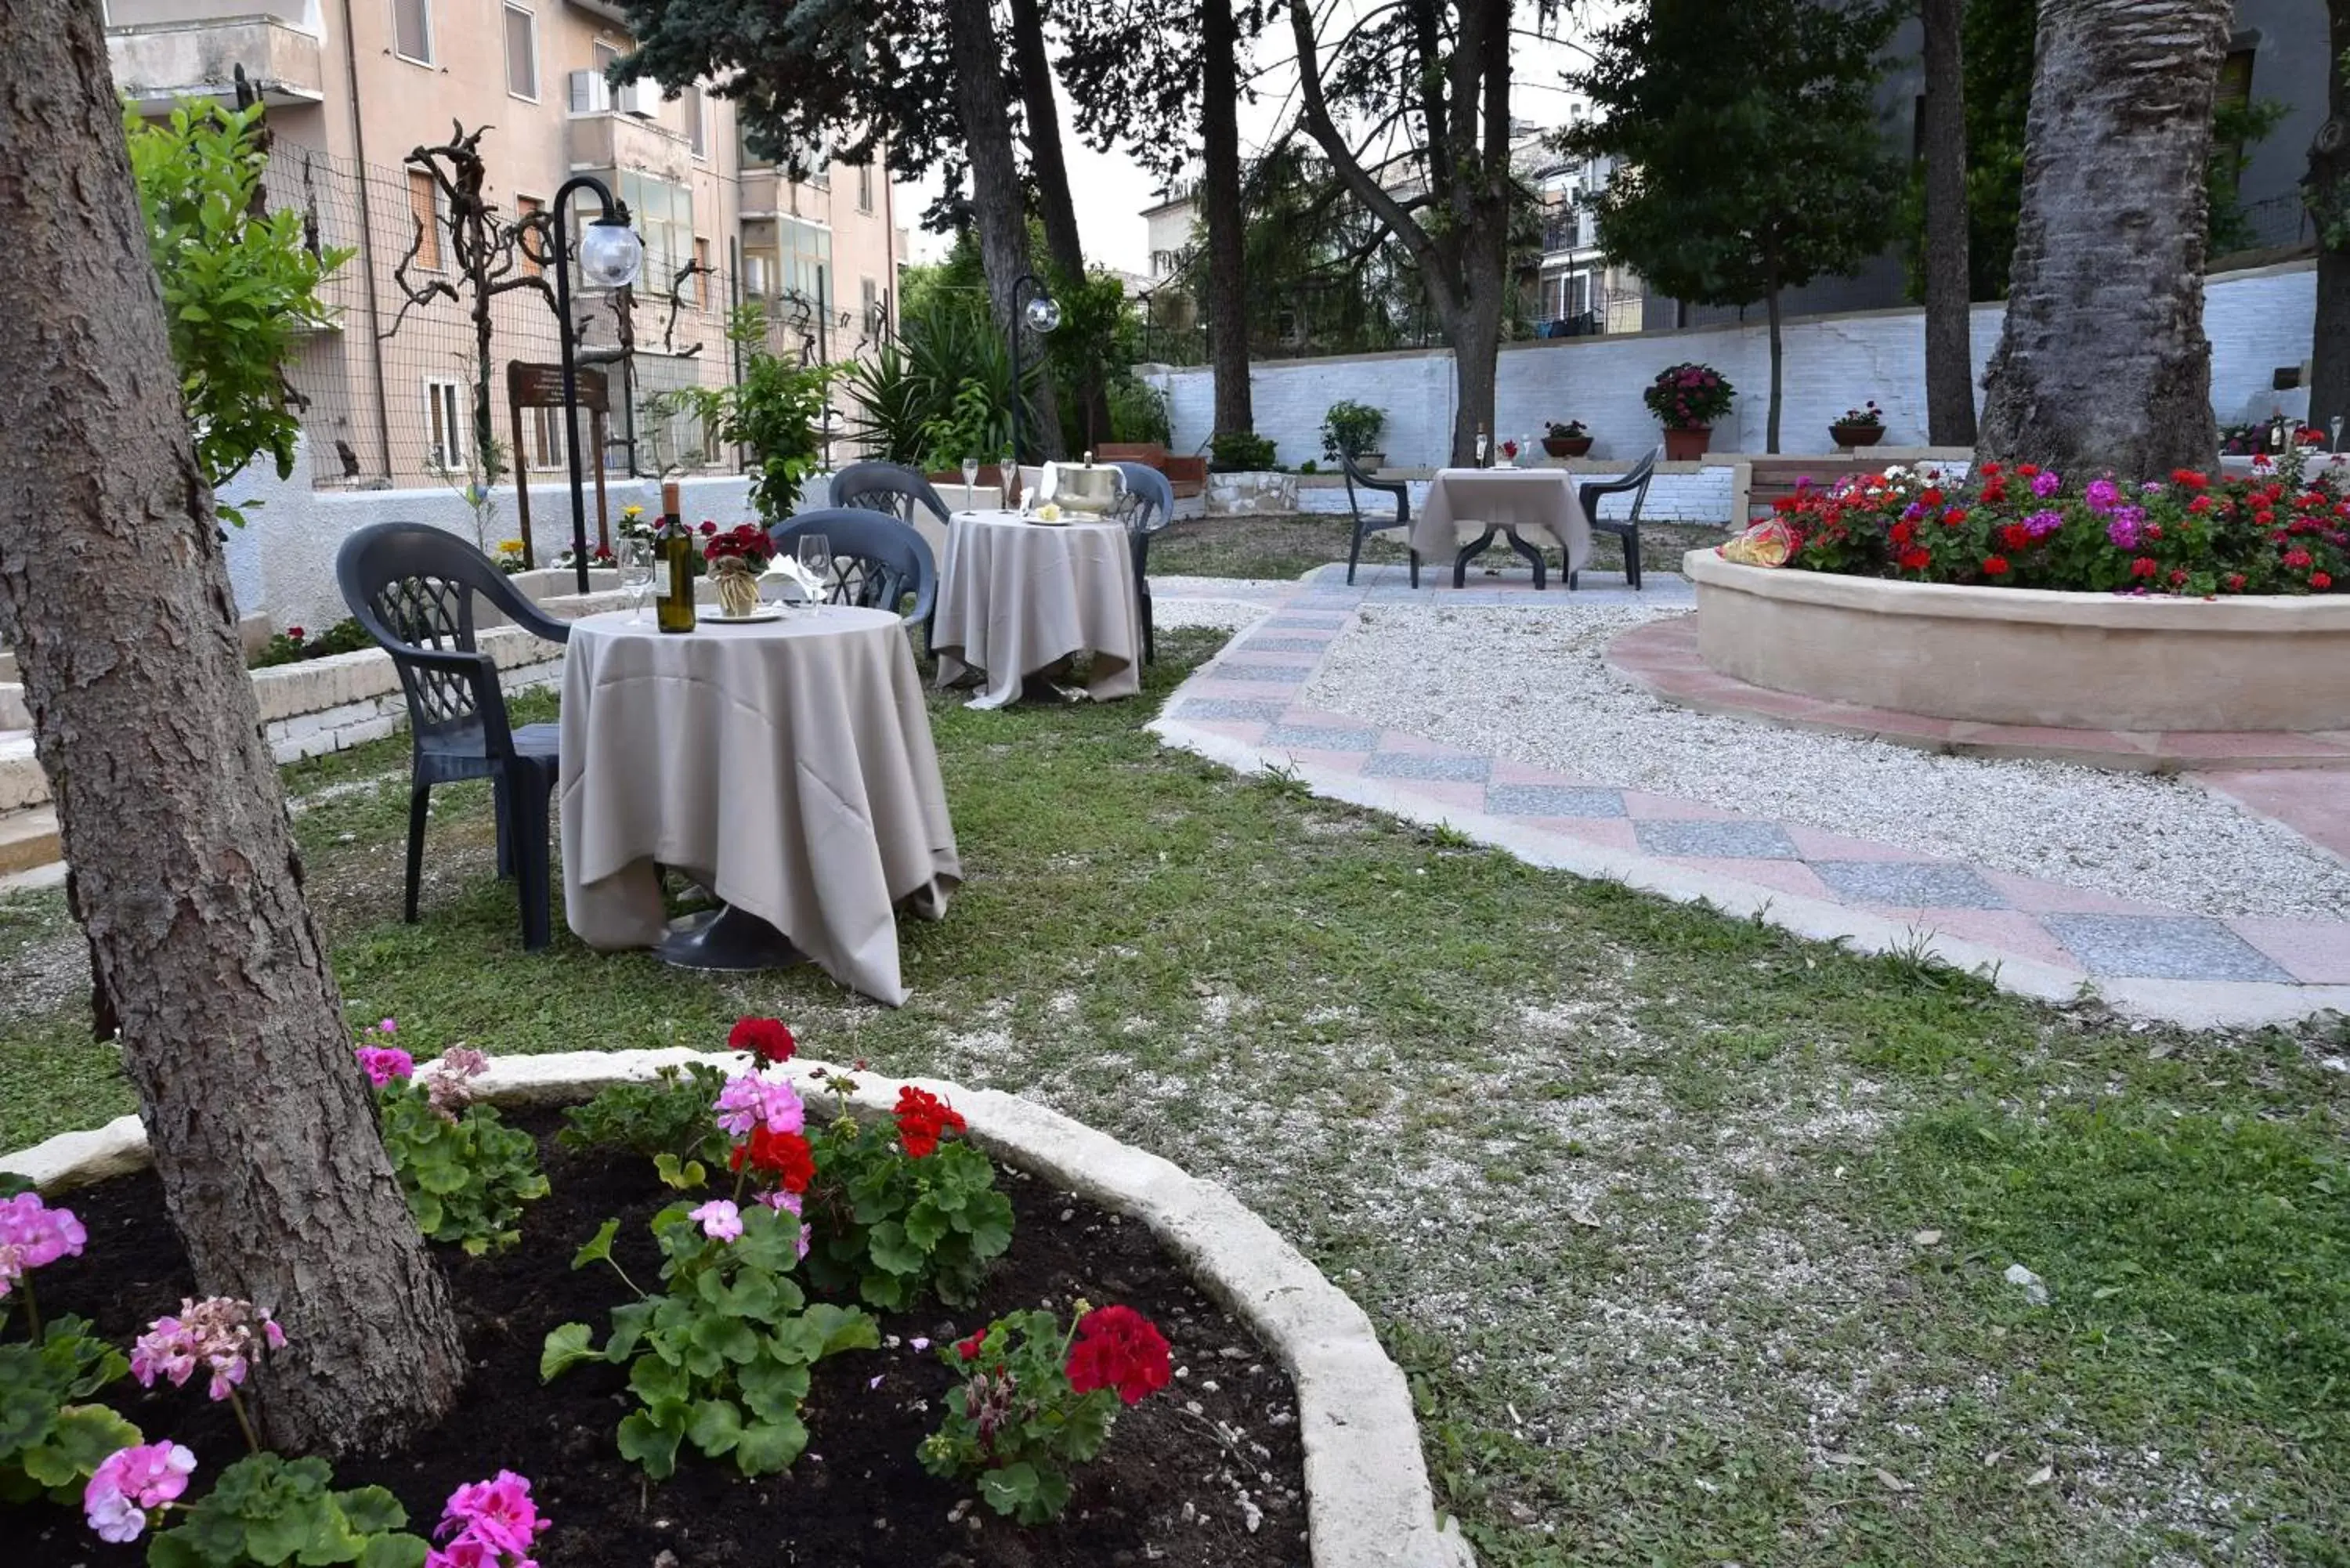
[566, 96, 690, 182]
[108, 14, 325, 115]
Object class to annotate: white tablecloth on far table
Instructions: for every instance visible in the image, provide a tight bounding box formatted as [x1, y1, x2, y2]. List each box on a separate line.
[1409, 468, 1591, 570]
[559, 608, 960, 1006]
[933, 510, 1144, 709]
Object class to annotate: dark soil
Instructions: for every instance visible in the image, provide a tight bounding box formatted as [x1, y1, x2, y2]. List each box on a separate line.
[17, 1111, 1309, 1567]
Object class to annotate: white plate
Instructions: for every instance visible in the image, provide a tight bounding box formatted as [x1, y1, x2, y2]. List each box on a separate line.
[702, 608, 785, 623]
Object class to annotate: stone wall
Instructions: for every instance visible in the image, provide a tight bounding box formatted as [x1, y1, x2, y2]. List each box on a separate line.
[1147, 259, 2318, 471]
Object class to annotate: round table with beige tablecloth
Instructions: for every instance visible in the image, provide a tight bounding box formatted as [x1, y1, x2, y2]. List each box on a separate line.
[1410, 467, 1591, 587]
[559, 607, 960, 1006]
[933, 510, 1144, 709]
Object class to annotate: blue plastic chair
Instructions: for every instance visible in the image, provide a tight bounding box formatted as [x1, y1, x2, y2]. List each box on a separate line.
[829, 461, 952, 532]
[1110, 461, 1177, 662]
[769, 507, 938, 630]
[334, 522, 571, 950]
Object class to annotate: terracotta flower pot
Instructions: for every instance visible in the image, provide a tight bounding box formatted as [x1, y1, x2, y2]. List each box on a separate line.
[1542, 435, 1593, 458]
[1662, 425, 1712, 461]
[1831, 424, 1885, 449]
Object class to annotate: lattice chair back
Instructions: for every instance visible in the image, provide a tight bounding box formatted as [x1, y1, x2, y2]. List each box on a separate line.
[1109, 462, 1176, 539]
[829, 461, 952, 529]
[769, 508, 938, 628]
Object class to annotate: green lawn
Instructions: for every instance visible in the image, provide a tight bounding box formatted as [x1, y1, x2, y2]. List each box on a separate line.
[2, 630, 2344, 1565]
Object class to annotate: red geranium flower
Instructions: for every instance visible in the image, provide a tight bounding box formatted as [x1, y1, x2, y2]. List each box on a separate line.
[2168, 569, 2188, 587]
[1997, 524, 2030, 551]
[1898, 547, 1931, 572]
[1889, 520, 1914, 546]
[728, 1017, 797, 1064]
[894, 1086, 967, 1158]
[1979, 461, 2001, 477]
[956, 1330, 987, 1362]
[287, 626, 307, 641]
[2130, 556, 2159, 579]
[730, 1125, 815, 1192]
[2171, 469, 2210, 489]
[1943, 507, 1969, 526]
[2283, 547, 2314, 569]
[1919, 487, 1945, 508]
[699, 520, 718, 536]
[2016, 463, 2040, 478]
[2315, 571, 2335, 590]
[1979, 482, 2008, 504]
[2188, 496, 2213, 514]
[1064, 1305, 1172, 1407]
[2225, 573, 2248, 592]
[1982, 555, 2010, 576]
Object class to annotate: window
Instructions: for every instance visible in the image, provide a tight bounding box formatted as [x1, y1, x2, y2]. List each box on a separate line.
[743, 248, 775, 298]
[525, 405, 564, 471]
[860, 276, 880, 338]
[392, 0, 432, 65]
[502, 5, 537, 100]
[407, 170, 443, 270]
[856, 160, 873, 213]
[682, 85, 704, 157]
[2214, 47, 2257, 201]
[776, 216, 831, 309]
[787, 135, 831, 189]
[737, 121, 772, 172]
[425, 378, 465, 471]
[616, 172, 694, 290]
[514, 195, 542, 273]
[691, 237, 710, 304]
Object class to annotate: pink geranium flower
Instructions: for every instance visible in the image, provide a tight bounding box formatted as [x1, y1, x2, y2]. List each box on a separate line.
[689, 1199, 743, 1243]
[0, 1191, 87, 1270]
[430, 1471, 550, 1568]
[132, 1297, 284, 1402]
[713, 1069, 804, 1138]
[83, 1442, 197, 1544]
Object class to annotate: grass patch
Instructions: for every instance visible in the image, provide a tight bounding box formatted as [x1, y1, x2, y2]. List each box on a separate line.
[0, 630, 2343, 1563]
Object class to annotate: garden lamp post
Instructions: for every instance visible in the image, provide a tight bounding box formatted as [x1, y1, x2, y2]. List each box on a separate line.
[1007, 272, 1061, 471]
[546, 175, 644, 593]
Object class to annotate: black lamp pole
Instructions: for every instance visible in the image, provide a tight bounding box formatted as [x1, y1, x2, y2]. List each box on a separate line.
[546, 174, 636, 594]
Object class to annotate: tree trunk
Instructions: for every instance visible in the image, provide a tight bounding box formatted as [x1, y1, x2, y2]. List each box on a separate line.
[1008, 0, 1111, 450]
[1202, 0, 1254, 440]
[947, 0, 1062, 461]
[1977, 0, 2232, 478]
[1921, 0, 1977, 446]
[1766, 283, 1784, 453]
[2305, 1, 2350, 441]
[0, 0, 465, 1457]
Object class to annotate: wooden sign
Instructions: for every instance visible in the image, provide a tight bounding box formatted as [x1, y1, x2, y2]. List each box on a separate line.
[507, 360, 612, 569]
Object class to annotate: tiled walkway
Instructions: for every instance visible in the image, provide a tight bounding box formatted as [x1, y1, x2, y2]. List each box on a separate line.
[1149, 570, 2350, 1028]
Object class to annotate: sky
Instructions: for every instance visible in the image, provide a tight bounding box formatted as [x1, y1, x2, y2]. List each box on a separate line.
[899, 8, 1607, 276]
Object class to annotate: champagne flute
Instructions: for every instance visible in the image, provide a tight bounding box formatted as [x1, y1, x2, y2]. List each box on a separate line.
[619, 540, 654, 623]
[797, 533, 830, 607]
[961, 455, 981, 511]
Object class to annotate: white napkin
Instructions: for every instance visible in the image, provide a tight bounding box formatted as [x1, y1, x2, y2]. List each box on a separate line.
[761, 555, 826, 600]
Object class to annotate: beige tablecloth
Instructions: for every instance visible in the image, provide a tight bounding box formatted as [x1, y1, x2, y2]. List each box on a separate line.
[1410, 468, 1591, 569]
[933, 511, 1144, 709]
[559, 608, 960, 1006]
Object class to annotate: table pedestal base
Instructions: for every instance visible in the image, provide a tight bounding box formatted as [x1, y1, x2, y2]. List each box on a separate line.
[1453, 526, 1551, 589]
[656, 905, 806, 971]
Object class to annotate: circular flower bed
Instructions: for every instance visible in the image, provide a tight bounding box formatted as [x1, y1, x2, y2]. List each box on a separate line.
[1766, 454, 2345, 597]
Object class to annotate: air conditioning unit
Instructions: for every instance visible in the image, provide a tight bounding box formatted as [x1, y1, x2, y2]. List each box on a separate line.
[613, 80, 656, 119]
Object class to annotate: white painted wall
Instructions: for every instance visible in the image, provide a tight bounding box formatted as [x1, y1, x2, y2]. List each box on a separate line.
[1145, 259, 2319, 470]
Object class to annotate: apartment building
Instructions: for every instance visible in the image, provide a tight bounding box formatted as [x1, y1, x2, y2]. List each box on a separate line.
[105, 0, 903, 487]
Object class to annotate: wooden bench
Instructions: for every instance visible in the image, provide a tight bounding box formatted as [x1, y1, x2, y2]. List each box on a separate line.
[1744, 455, 1884, 518]
[1097, 441, 1207, 500]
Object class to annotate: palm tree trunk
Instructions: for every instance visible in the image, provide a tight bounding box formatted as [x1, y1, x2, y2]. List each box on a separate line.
[0, 0, 465, 1457]
[1202, 0, 1254, 440]
[1921, 0, 1977, 445]
[1977, 0, 2232, 478]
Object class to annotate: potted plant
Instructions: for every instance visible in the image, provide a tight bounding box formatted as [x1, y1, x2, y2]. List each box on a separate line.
[1644, 362, 1734, 461]
[1542, 420, 1592, 459]
[1830, 400, 1886, 449]
[1319, 400, 1386, 471]
[701, 522, 775, 616]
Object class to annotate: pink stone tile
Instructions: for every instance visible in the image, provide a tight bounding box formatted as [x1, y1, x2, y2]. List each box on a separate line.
[1979, 869, 2172, 916]
[2229, 918, 2350, 985]
[1184, 678, 1306, 702]
[1263, 746, 1375, 771]
[1947, 722, 2160, 760]
[1274, 705, 1373, 730]
[1658, 855, 1832, 901]
[1188, 720, 1268, 744]
[2160, 731, 2350, 763]
[1781, 824, 1932, 863]
[1530, 816, 1641, 851]
[1386, 779, 1492, 811]
[1620, 790, 1744, 822]
[1881, 909, 2088, 971]
[2195, 770, 2350, 862]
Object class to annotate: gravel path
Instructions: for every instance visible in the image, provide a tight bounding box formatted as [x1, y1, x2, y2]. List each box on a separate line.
[1304, 602, 2350, 920]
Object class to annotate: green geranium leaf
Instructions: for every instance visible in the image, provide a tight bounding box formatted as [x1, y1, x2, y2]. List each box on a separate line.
[736, 1359, 811, 1422]
[902, 1198, 949, 1248]
[979, 1461, 1041, 1516]
[692, 1313, 761, 1365]
[24, 1404, 142, 1488]
[629, 1355, 690, 1407]
[653, 1152, 707, 1190]
[685, 1397, 744, 1456]
[356, 1534, 429, 1568]
[732, 1414, 808, 1476]
[962, 1192, 1014, 1259]
[572, 1218, 620, 1270]
[540, 1324, 598, 1383]
[857, 1270, 908, 1311]
[334, 1486, 408, 1537]
[866, 1219, 924, 1275]
[616, 1410, 683, 1480]
[806, 1303, 880, 1357]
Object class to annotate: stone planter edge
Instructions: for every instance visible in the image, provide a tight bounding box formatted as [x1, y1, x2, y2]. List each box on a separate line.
[0, 1047, 1475, 1568]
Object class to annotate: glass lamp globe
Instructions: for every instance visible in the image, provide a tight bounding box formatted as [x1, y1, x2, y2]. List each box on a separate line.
[578, 219, 645, 289]
[1024, 294, 1062, 334]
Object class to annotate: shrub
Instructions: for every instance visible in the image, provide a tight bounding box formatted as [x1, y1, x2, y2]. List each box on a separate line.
[359, 1036, 548, 1255]
[559, 1063, 733, 1180]
[1208, 431, 1278, 472]
[1106, 375, 1172, 446]
[799, 1082, 1014, 1311]
[1318, 399, 1386, 462]
[1643, 363, 1734, 430]
[248, 617, 371, 670]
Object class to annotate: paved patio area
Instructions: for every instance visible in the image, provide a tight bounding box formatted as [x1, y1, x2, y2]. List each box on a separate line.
[1149, 570, 2350, 1028]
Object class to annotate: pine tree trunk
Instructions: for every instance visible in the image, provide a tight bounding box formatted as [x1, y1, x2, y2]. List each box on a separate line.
[2305, 2, 2350, 440]
[1766, 282, 1784, 453]
[1202, 0, 1255, 440]
[1977, 0, 2231, 478]
[948, 0, 1062, 461]
[0, 0, 465, 1456]
[1008, 0, 1111, 450]
[1921, 0, 1978, 446]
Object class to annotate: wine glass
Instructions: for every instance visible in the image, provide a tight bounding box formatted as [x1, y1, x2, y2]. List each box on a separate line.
[619, 540, 655, 623]
[797, 533, 830, 607]
[961, 456, 981, 511]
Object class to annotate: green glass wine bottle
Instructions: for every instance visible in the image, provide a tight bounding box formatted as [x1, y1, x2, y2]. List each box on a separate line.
[656, 480, 696, 634]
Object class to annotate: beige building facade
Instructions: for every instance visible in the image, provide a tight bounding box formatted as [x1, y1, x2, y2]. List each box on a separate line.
[107, 0, 904, 488]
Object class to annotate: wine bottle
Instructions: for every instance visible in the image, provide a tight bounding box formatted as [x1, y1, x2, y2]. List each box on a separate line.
[656, 479, 696, 634]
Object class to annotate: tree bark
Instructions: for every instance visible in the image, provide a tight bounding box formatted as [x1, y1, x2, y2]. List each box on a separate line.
[1008, 0, 1111, 449]
[1976, 0, 2231, 478]
[1766, 281, 1784, 453]
[0, 0, 465, 1456]
[2305, 1, 2350, 441]
[1921, 0, 1977, 445]
[947, 0, 1063, 461]
[1201, 0, 1254, 440]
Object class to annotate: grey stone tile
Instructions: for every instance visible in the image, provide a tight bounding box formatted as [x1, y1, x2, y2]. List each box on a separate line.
[1209, 663, 1315, 684]
[1364, 751, 1494, 782]
[1264, 615, 1350, 630]
[1810, 861, 2012, 909]
[1235, 636, 1336, 654]
[2042, 914, 2295, 981]
[1632, 819, 1801, 859]
[1169, 699, 1285, 722]
[1264, 724, 1380, 752]
[1485, 783, 1627, 818]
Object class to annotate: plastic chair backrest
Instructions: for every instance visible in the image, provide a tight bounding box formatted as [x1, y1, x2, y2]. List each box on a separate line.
[830, 461, 951, 529]
[1582, 445, 1661, 524]
[769, 507, 938, 628]
[1110, 462, 1175, 535]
